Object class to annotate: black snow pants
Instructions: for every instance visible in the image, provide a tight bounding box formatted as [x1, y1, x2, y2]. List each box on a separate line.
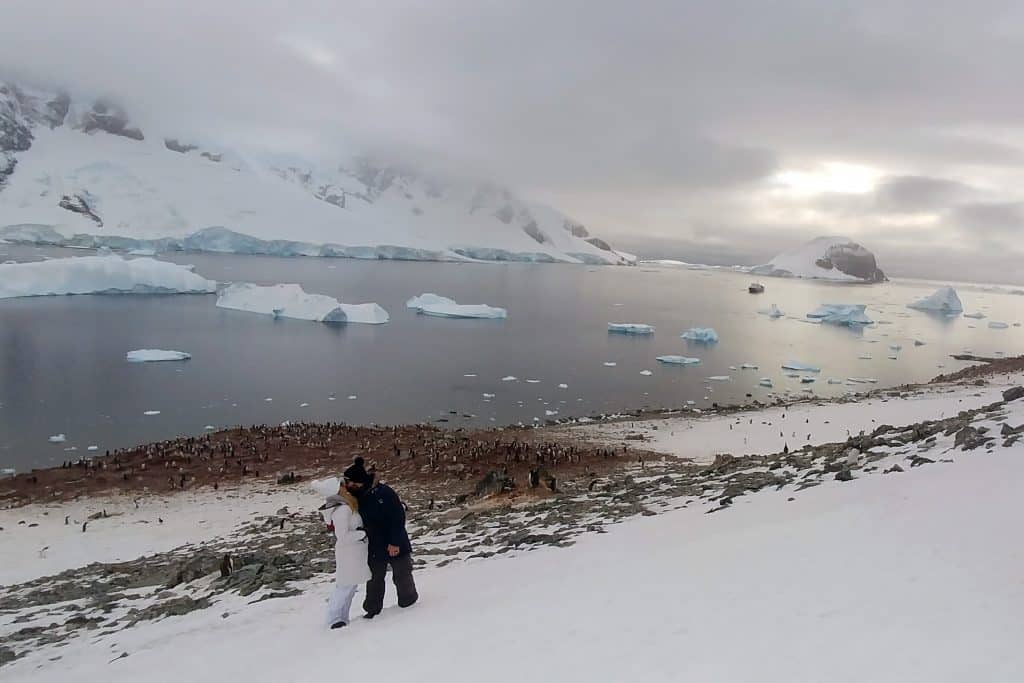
[363, 554, 418, 616]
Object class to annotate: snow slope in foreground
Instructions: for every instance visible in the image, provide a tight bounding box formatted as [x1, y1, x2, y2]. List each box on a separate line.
[6, 395, 1023, 682]
[216, 283, 389, 324]
[0, 254, 215, 298]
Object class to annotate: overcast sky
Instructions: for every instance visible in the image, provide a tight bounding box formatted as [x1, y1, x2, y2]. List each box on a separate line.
[3, 0, 1024, 283]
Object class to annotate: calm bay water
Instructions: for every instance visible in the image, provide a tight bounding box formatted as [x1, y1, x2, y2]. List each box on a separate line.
[1, 245, 1022, 471]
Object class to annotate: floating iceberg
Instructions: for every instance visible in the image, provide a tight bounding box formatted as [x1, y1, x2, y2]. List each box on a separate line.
[216, 283, 389, 324]
[126, 349, 191, 363]
[407, 293, 507, 319]
[0, 255, 215, 299]
[758, 378, 773, 387]
[758, 304, 785, 318]
[781, 361, 821, 373]
[740, 363, 759, 370]
[48, 433, 67, 443]
[907, 286, 963, 314]
[963, 312, 986, 319]
[707, 375, 731, 382]
[640, 370, 653, 376]
[989, 321, 1009, 329]
[656, 355, 701, 365]
[806, 304, 873, 326]
[681, 327, 719, 343]
[603, 361, 617, 367]
[608, 323, 655, 335]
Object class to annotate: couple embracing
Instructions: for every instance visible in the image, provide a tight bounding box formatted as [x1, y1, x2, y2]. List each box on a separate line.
[319, 457, 418, 629]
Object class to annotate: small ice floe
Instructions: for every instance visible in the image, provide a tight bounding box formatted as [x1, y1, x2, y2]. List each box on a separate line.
[656, 355, 701, 365]
[914, 340, 926, 346]
[758, 304, 785, 318]
[827, 378, 844, 385]
[603, 362, 617, 367]
[758, 378, 773, 387]
[888, 354, 899, 360]
[464, 373, 478, 378]
[501, 376, 518, 382]
[299, 402, 310, 407]
[963, 312, 986, 319]
[807, 304, 873, 326]
[143, 410, 161, 416]
[907, 286, 963, 314]
[482, 393, 495, 399]
[686, 400, 696, 406]
[889, 344, 902, 351]
[784, 372, 801, 378]
[1, 467, 16, 477]
[640, 370, 653, 376]
[328, 396, 337, 401]
[347, 395, 358, 400]
[781, 361, 821, 373]
[407, 293, 506, 319]
[847, 377, 879, 384]
[740, 363, 759, 370]
[800, 377, 816, 384]
[558, 383, 569, 389]
[988, 321, 1009, 329]
[608, 323, 655, 335]
[858, 354, 873, 360]
[48, 434, 67, 443]
[264, 397, 273, 402]
[204, 425, 216, 430]
[707, 375, 731, 382]
[681, 327, 719, 343]
[87, 445, 99, 451]
[526, 379, 540, 384]
[728, 365, 738, 371]
[545, 410, 559, 417]
[126, 349, 191, 363]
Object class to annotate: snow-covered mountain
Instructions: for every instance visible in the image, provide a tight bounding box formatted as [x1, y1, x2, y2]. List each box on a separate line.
[751, 236, 887, 283]
[0, 82, 628, 265]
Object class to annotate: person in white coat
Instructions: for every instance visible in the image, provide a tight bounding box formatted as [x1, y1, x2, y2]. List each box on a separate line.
[319, 481, 372, 629]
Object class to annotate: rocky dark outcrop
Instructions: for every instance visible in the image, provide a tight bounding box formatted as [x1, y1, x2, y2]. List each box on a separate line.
[822, 241, 887, 282]
[1003, 386, 1024, 403]
[565, 220, 589, 238]
[164, 138, 197, 153]
[586, 237, 612, 251]
[200, 151, 222, 163]
[494, 203, 515, 224]
[59, 194, 103, 226]
[522, 220, 548, 244]
[78, 99, 144, 141]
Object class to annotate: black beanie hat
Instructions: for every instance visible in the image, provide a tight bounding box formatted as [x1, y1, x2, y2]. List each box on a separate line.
[343, 457, 371, 484]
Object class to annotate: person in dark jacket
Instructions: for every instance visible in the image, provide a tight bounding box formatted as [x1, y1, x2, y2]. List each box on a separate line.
[342, 457, 418, 618]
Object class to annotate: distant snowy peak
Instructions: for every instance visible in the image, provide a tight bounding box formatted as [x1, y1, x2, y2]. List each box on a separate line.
[0, 80, 625, 266]
[752, 236, 887, 283]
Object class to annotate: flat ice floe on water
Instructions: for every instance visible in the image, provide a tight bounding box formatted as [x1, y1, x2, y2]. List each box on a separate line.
[681, 327, 719, 343]
[806, 303, 873, 326]
[0, 255, 215, 298]
[656, 355, 701, 365]
[988, 321, 1009, 329]
[407, 293, 507, 319]
[781, 360, 821, 373]
[907, 286, 963, 314]
[608, 323, 655, 335]
[126, 349, 192, 363]
[216, 283, 389, 324]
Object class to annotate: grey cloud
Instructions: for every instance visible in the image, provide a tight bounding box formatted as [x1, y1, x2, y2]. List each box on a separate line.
[873, 176, 978, 212]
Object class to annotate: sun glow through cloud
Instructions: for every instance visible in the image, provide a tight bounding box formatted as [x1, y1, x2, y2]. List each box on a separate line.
[773, 162, 881, 196]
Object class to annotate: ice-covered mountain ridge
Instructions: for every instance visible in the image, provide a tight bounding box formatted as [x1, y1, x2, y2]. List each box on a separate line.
[0, 82, 628, 265]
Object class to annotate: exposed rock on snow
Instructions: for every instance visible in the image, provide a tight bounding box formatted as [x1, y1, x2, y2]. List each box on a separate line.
[806, 303, 873, 326]
[907, 286, 964, 314]
[0, 254, 215, 298]
[751, 236, 887, 282]
[0, 81, 625, 266]
[681, 327, 719, 343]
[608, 323, 654, 335]
[407, 293, 506, 319]
[216, 283, 389, 324]
[126, 349, 191, 363]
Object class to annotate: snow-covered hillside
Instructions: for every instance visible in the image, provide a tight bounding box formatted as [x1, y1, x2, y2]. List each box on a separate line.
[0, 82, 626, 265]
[751, 235, 887, 282]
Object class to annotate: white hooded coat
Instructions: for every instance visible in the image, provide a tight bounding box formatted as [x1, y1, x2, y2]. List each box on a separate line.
[323, 498, 372, 585]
